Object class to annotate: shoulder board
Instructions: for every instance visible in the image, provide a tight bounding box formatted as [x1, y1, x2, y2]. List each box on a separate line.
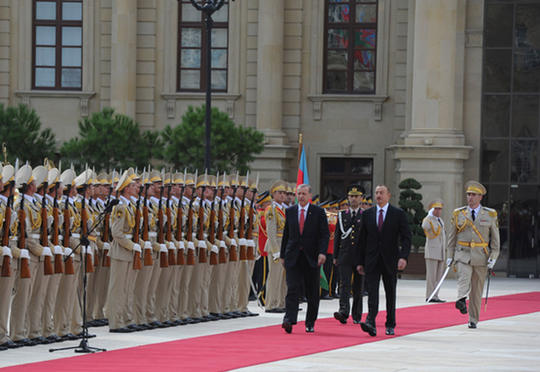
[482, 206, 497, 217]
[453, 206, 467, 214]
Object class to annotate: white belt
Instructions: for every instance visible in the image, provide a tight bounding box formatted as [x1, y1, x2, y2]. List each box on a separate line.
[125, 234, 133, 239]
[30, 233, 40, 239]
[72, 233, 81, 238]
[10, 236, 17, 241]
[149, 232, 157, 238]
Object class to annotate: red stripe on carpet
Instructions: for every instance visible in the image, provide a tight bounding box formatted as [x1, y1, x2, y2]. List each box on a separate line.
[4, 292, 540, 372]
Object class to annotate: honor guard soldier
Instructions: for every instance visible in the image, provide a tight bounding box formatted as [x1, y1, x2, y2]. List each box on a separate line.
[107, 168, 140, 333]
[333, 185, 365, 324]
[321, 201, 337, 299]
[253, 191, 270, 303]
[40, 166, 65, 343]
[423, 199, 446, 303]
[53, 168, 79, 341]
[1, 164, 20, 349]
[264, 180, 288, 313]
[447, 181, 500, 329]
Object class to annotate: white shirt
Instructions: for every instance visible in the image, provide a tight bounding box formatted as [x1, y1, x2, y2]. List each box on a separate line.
[298, 203, 309, 224]
[468, 205, 481, 220]
[376, 203, 389, 224]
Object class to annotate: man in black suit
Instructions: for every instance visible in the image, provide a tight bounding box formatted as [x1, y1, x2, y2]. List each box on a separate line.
[280, 184, 329, 334]
[356, 185, 411, 337]
[333, 185, 365, 325]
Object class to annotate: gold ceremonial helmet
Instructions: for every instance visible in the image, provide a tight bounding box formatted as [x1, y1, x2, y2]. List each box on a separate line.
[270, 180, 287, 195]
[428, 199, 444, 210]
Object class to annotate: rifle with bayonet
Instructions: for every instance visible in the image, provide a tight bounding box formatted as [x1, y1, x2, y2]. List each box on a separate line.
[216, 178, 227, 264]
[141, 175, 153, 266]
[132, 174, 143, 270]
[63, 185, 75, 275]
[101, 174, 113, 267]
[18, 182, 31, 278]
[238, 173, 249, 261]
[157, 173, 168, 268]
[185, 173, 197, 266]
[1, 169, 14, 277]
[51, 180, 64, 273]
[228, 176, 239, 262]
[175, 171, 186, 265]
[80, 185, 94, 273]
[196, 179, 207, 264]
[165, 172, 176, 266]
[40, 179, 54, 275]
[208, 173, 218, 266]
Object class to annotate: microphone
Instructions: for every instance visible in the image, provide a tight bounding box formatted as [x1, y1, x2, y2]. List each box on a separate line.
[104, 199, 120, 213]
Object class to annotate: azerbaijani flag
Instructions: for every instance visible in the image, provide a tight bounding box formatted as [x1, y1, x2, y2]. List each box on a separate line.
[296, 143, 309, 187]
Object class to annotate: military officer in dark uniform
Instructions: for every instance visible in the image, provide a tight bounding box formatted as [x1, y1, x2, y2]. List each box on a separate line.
[333, 185, 365, 324]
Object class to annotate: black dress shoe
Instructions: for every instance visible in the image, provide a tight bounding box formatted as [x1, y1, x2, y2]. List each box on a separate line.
[353, 319, 361, 325]
[45, 335, 62, 343]
[60, 333, 79, 341]
[109, 327, 134, 333]
[385, 327, 395, 335]
[468, 322, 477, 329]
[127, 324, 144, 331]
[31, 336, 51, 345]
[282, 321, 292, 334]
[305, 326, 314, 333]
[15, 338, 37, 347]
[320, 294, 332, 300]
[76, 332, 96, 339]
[456, 298, 468, 314]
[0, 345, 6, 351]
[233, 311, 247, 318]
[245, 311, 259, 317]
[1, 340, 22, 349]
[360, 322, 377, 337]
[220, 313, 233, 319]
[333, 312, 347, 324]
[429, 298, 446, 303]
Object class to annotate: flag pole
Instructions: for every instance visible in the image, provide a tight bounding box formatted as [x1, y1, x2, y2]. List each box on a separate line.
[297, 133, 303, 169]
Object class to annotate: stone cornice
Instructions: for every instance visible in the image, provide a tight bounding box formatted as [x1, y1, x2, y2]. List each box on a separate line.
[15, 90, 96, 117]
[307, 94, 388, 121]
[160, 92, 241, 119]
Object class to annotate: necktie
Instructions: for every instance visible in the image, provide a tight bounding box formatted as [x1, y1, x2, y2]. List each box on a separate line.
[378, 209, 384, 231]
[352, 210, 356, 220]
[437, 218, 442, 226]
[300, 208, 305, 234]
[471, 210, 475, 221]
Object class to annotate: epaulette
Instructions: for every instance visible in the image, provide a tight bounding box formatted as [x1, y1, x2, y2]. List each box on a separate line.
[453, 206, 467, 214]
[482, 206, 497, 217]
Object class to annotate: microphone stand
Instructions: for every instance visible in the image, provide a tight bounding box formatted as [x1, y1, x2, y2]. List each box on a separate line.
[49, 197, 116, 354]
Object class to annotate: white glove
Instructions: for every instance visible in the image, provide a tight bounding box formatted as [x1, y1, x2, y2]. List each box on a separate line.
[197, 240, 207, 249]
[144, 241, 152, 249]
[64, 248, 73, 257]
[42, 246, 53, 257]
[82, 246, 93, 256]
[230, 238, 238, 247]
[219, 240, 227, 249]
[238, 238, 247, 246]
[159, 244, 168, 253]
[20, 249, 30, 259]
[178, 241, 185, 250]
[53, 245, 63, 255]
[446, 258, 453, 266]
[487, 258, 496, 269]
[246, 239, 255, 247]
[103, 242, 111, 250]
[272, 252, 280, 260]
[132, 243, 142, 253]
[187, 241, 195, 251]
[168, 241, 176, 250]
[211, 245, 219, 254]
[2, 246, 12, 258]
[47, 215, 54, 228]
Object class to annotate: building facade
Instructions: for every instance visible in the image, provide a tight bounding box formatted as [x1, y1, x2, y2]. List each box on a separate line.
[0, 0, 538, 276]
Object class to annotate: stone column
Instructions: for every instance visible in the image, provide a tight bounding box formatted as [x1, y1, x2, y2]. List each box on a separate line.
[391, 0, 472, 219]
[110, 0, 137, 118]
[256, 0, 286, 145]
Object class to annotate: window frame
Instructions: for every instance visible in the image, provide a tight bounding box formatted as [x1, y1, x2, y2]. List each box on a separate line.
[177, 0, 229, 93]
[323, 0, 378, 94]
[32, 0, 83, 91]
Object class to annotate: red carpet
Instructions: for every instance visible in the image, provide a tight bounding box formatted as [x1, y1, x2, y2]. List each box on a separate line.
[4, 292, 540, 372]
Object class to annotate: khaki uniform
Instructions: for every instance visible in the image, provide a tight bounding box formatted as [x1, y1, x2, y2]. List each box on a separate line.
[422, 214, 446, 300]
[107, 195, 137, 329]
[447, 205, 500, 324]
[264, 201, 287, 311]
[237, 202, 258, 313]
[0, 194, 19, 345]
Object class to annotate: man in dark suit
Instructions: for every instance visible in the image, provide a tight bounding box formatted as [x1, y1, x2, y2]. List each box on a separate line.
[356, 185, 411, 337]
[333, 185, 365, 324]
[280, 184, 329, 334]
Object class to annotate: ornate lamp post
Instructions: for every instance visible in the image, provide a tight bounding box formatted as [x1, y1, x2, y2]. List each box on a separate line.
[190, 0, 226, 170]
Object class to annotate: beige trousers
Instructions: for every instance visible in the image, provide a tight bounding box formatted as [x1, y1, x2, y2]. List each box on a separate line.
[42, 272, 61, 337]
[265, 258, 286, 310]
[105, 258, 130, 329]
[456, 262, 488, 324]
[425, 258, 446, 300]
[54, 261, 81, 336]
[0, 259, 16, 343]
[10, 257, 38, 341]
